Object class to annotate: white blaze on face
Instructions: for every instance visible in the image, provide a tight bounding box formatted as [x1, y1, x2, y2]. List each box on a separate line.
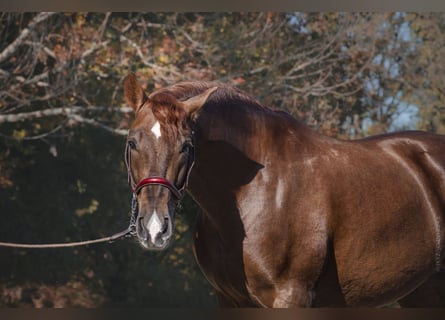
[151, 121, 162, 139]
[147, 211, 163, 244]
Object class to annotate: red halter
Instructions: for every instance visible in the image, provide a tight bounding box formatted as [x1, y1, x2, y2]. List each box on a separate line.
[133, 176, 182, 199]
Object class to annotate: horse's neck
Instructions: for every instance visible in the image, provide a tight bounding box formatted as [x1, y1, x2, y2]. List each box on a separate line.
[194, 104, 262, 159]
[188, 104, 327, 234]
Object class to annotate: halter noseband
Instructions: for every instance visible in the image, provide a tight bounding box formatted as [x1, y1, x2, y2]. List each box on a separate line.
[133, 177, 182, 199]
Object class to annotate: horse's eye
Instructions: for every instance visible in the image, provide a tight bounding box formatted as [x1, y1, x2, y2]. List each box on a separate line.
[128, 140, 137, 150]
[181, 142, 193, 154]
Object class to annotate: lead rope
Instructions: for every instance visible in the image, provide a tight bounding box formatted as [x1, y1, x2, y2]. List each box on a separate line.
[0, 131, 195, 249]
[0, 195, 137, 249]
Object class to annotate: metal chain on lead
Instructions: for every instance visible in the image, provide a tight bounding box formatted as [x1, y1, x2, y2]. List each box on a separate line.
[128, 193, 138, 236]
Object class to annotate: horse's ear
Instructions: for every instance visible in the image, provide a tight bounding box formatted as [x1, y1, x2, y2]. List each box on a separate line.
[124, 73, 148, 112]
[180, 87, 218, 115]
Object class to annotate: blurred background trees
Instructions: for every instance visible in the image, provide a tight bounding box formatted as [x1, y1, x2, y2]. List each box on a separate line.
[0, 12, 444, 307]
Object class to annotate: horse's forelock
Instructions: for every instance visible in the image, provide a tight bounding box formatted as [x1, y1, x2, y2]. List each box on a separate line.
[146, 83, 211, 140]
[148, 97, 187, 140]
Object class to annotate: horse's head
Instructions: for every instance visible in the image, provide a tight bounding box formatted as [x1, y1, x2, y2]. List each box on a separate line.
[123, 73, 216, 250]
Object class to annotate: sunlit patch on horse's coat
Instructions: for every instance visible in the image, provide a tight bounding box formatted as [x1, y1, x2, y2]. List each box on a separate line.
[275, 179, 285, 209]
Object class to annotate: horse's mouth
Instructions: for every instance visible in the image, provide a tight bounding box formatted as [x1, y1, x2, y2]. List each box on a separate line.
[139, 237, 171, 251]
[137, 216, 173, 251]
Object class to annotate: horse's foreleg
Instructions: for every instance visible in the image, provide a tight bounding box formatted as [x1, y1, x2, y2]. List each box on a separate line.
[272, 282, 314, 307]
[215, 291, 238, 307]
[397, 271, 445, 307]
[215, 290, 260, 307]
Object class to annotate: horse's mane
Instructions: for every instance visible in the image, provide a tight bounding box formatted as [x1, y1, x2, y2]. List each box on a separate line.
[149, 81, 266, 112]
[147, 81, 294, 144]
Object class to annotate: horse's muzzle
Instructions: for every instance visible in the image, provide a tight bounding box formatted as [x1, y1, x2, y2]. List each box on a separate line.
[137, 214, 173, 250]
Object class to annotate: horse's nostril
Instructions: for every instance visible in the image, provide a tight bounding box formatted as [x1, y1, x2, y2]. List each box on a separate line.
[162, 218, 169, 234]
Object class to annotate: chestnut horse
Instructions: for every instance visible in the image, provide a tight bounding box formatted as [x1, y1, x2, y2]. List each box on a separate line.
[123, 72, 445, 307]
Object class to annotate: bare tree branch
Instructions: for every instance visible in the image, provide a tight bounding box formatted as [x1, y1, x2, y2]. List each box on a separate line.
[0, 106, 132, 124]
[67, 114, 128, 136]
[0, 12, 56, 64]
